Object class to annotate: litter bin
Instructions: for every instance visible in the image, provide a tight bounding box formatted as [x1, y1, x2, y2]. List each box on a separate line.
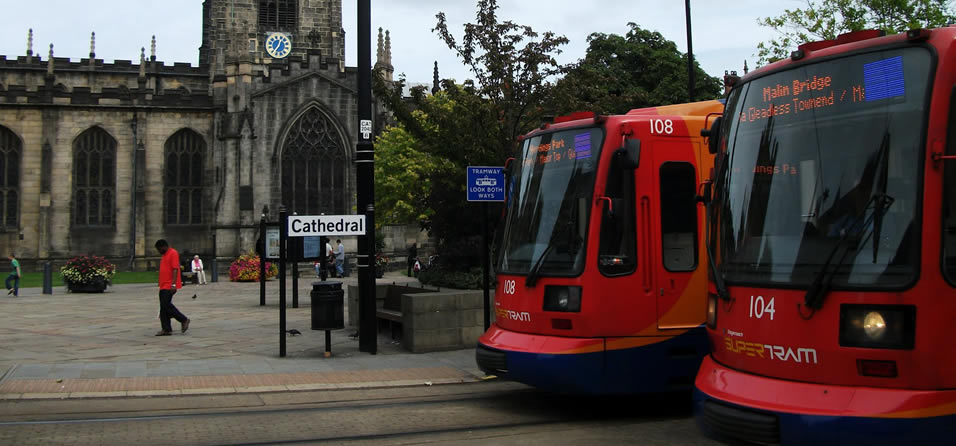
[311, 281, 344, 330]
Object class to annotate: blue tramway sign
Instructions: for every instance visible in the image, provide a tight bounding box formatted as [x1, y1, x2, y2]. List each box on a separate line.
[466, 166, 505, 202]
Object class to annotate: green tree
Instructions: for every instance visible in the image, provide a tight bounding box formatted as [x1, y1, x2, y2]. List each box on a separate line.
[375, 0, 568, 269]
[374, 113, 455, 227]
[551, 23, 722, 116]
[433, 0, 569, 151]
[757, 0, 956, 65]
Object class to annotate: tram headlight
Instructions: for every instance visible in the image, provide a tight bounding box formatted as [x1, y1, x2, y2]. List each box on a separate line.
[862, 311, 886, 340]
[543, 286, 582, 312]
[706, 294, 718, 329]
[839, 305, 915, 350]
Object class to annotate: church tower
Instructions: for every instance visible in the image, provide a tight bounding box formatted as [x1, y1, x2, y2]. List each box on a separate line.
[199, 0, 360, 258]
[199, 0, 345, 73]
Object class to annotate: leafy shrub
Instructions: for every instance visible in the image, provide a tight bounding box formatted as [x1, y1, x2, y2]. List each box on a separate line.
[229, 252, 278, 282]
[418, 266, 494, 290]
[61, 255, 116, 287]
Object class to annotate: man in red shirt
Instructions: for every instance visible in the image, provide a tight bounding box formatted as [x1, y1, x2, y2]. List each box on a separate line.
[155, 239, 189, 336]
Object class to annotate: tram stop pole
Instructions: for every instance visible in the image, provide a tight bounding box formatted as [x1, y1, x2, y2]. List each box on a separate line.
[292, 212, 299, 309]
[259, 213, 266, 306]
[482, 202, 490, 330]
[279, 206, 288, 358]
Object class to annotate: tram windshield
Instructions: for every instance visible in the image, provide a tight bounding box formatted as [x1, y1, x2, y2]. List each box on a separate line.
[713, 47, 931, 288]
[498, 127, 603, 276]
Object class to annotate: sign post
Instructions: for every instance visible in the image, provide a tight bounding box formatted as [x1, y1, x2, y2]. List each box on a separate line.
[279, 206, 288, 358]
[283, 214, 366, 358]
[467, 166, 505, 331]
[259, 215, 266, 306]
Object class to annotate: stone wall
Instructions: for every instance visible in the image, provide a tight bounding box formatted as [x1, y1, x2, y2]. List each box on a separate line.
[401, 290, 487, 353]
[0, 106, 213, 261]
[346, 283, 491, 353]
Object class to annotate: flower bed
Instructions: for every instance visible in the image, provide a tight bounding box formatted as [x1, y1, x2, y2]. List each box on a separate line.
[61, 255, 116, 292]
[374, 254, 390, 278]
[229, 252, 278, 282]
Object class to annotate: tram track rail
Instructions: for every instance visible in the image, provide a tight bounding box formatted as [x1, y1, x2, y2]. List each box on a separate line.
[0, 382, 702, 445]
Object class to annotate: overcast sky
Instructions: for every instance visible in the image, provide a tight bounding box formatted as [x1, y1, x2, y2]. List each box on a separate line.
[0, 1, 797, 85]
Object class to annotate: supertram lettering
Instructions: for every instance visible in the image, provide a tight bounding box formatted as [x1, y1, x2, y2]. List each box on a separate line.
[724, 337, 818, 364]
[496, 308, 531, 322]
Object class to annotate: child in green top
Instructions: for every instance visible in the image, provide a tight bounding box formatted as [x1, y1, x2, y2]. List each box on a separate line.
[5, 254, 19, 297]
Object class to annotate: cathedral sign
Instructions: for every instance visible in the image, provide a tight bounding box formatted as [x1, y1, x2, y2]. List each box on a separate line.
[265, 32, 292, 59]
[287, 215, 366, 237]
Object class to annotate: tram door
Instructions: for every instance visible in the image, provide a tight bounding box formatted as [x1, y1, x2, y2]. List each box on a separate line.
[653, 140, 706, 329]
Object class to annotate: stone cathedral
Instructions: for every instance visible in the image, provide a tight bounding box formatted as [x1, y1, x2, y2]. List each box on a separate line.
[0, 0, 395, 269]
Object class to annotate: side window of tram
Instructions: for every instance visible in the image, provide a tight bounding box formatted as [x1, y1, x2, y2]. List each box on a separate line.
[943, 89, 956, 284]
[659, 162, 699, 272]
[598, 152, 637, 276]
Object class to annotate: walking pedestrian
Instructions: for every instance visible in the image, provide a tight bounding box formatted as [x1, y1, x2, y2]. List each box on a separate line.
[407, 243, 417, 277]
[191, 254, 207, 285]
[325, 239, 336, 278]
[5, 254, 20, 297]
[154, 239, 189, 336]
[335, 239, 345, 277]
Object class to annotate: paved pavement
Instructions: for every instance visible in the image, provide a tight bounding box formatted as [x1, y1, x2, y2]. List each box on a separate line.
[0, 269, 486, 400]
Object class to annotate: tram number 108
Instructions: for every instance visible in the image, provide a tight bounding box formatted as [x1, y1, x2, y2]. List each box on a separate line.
[749, 295, 775, 320]
[650, 119, 674, 135]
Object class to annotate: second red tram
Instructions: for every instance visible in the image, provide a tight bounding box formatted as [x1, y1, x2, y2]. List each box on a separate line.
[476, 100, 723, 394]
[695, 28, 956, 444]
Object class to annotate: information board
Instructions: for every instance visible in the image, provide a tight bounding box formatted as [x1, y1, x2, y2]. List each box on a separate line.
[265, 226, 280, 259]
[302, 236, 321, 259]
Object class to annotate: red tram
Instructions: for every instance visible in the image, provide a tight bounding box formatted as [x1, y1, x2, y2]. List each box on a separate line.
[694, 28, 956, 444]
[476, 100, 723, 394]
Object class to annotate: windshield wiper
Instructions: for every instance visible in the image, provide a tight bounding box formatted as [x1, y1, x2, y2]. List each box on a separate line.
[871, 132, 891, 263]
[706, 242, 730, 301]
[803, 192, 894, 313]
[525, 244, 555, 287]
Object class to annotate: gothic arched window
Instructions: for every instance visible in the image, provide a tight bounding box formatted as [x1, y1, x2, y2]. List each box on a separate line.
[281, 106, 347, 215]
[164, 129, 205, 225]
[73, 127, 116, 227]
[0, 126, 21, 230]
[259, 0, 297, 32]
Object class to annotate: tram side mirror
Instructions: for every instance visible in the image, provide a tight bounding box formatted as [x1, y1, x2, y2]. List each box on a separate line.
[703, 116, 723, 154]
[617, 138, 641, 169]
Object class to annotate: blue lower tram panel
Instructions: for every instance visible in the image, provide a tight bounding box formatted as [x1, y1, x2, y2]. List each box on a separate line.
[476, 329, 708, 395]
[693, 389, 956, 446]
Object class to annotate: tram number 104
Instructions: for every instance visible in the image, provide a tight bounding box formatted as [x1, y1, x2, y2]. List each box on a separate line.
[749, 295, 775, 320]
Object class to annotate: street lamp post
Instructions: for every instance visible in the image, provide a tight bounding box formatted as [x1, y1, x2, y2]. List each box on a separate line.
[685, 0, 696, 101]
[357, 0, 377, 354]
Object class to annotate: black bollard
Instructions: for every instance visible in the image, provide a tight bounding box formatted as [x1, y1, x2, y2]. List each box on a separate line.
[211, 257, 218, 283]
[42, 262, 53, 295]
